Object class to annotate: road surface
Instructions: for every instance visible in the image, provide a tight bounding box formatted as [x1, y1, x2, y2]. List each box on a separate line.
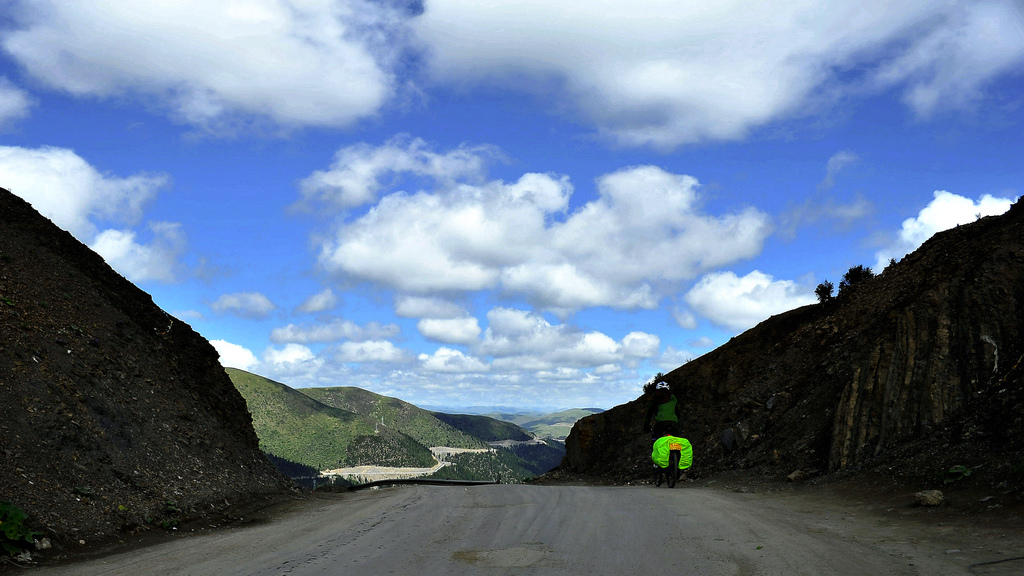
[28, 484, 1023, 575]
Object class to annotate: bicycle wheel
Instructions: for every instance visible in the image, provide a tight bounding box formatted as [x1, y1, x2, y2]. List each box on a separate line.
[668, 451, 680, 488]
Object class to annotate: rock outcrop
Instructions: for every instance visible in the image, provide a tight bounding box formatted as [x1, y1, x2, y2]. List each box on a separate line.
[561, 199, 1024, 485]
[0, 189, 292, 551]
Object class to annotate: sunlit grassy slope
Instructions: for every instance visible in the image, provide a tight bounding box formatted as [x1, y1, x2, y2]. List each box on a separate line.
[227, 368, 434, 470]
[302, 386, 486, 449]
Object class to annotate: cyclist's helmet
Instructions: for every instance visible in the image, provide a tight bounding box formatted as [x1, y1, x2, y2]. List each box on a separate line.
[655, 381, 669, 391]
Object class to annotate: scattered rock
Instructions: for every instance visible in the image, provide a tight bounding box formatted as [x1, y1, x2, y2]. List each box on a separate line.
[720, 428, 736, 453]
[915, 490, 944, 507]
[787, 470, 807, 482]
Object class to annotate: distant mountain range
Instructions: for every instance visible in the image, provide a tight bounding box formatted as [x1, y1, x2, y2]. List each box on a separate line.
[226, 368, 566, 483]
[485, 408, 605, 441]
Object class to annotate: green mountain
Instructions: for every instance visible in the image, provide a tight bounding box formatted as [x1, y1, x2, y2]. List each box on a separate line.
[302, 386, 486, 449]
[227, 368, 434, 470]
[228, 368, 566, 483]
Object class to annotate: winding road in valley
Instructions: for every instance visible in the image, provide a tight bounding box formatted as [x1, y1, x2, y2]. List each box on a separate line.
[34, 484, 1022, 575]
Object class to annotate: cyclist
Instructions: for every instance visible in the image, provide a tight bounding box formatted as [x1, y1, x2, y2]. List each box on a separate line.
[640, 381, 682, 438]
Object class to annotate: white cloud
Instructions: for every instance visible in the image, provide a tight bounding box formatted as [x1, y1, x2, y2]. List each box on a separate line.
[672, 308, 698, 330]
[335, 340, 409, 363]
[418, 317, 481, 345]
[319, 170, 572, 294]
[264, 343, 315, 365]
[414, 1, 1024, 147]
[622, 332, 660, 358]
[872, 1, 1024, 118]
[0, 145, 169, 238]
[686, 270, 817, 332]
[478, 307, 659, 370]
[418, 347, 489, 373]
[296, 288, 338, 314]
[0, 145, 186, 281]
[173, 309, 205, 322]
[211, 292, 277, 319]
[298, 135, 500, 210]
[394, 295, 466, 319]
[689, 336, 715, 349]
[0, 77, 32, 125]
[315, 141, 770, 311]
[209, 339, 259, 371]
[819, 151, 859, 192]
[270, 318, 399, 344]
[656, 346, 696, 371]
[536, 367, 586, 381]
[89, 222, 186, 283]
[2, 0, 407, 132]
[874, 190, 1015, 270]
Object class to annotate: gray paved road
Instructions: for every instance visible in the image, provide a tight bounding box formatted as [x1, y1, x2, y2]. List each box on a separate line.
[28, 484, 1021, 575]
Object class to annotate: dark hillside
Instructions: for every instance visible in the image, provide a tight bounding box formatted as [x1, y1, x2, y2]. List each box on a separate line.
[561, 200, 1024, 497]
[432, 412, 532, 442]
[0, 189, 291, 555]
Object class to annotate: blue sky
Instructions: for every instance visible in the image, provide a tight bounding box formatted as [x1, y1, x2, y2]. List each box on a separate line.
[0, 1, 1021, 411]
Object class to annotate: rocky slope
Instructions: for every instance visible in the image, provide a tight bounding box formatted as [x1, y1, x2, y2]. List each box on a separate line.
[560, 199, 1024, 497]
[0, 189, 293, 557]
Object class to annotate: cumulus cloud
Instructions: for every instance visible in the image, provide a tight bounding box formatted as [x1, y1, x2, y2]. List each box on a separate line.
[89, 222, 186, 283]
[672, 308, 698, 330]
[418, 347, 490, 373]
[298, 135, 500, 210]
[0, 145, 169, 238]
[209, 339, 259, 371]
[622, 332, 661, 358]
[270, 318, 399, 344]
[2, 0, 408, 132]
[417, 317, 481, 345]
[0, 77, 32, 125]
[315, 141, 770, 311]
[334, 340, 409, 363]
[479, 307, 660, 370]
[394, 295, 466, 319]
[296, 288, 338, 314]
[264, 343, 316, 365]
[0, 145, 186, 281]
[210, 292, 277, 319]
[874, 190, 1015, 270]
[686, 270, 817, 332]
[656, 346, 696, 371]
[414, 1, 1024, 147]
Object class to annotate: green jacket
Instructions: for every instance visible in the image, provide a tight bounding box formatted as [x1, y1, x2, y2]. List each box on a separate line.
[644, 393, 682, 425]
[651, 435, 693, 470]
